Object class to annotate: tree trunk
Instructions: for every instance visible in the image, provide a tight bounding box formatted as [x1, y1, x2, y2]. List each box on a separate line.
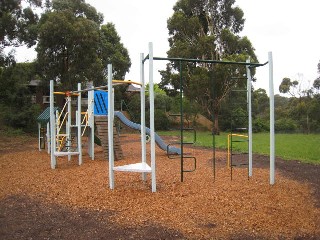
[212, 110, 220, 135]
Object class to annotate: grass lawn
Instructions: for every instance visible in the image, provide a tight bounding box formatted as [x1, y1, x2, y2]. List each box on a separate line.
[159, 131, 320, 164]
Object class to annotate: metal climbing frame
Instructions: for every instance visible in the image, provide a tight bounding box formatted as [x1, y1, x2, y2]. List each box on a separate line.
[143, 44, 272, 183]
[228, 85, 250, 180]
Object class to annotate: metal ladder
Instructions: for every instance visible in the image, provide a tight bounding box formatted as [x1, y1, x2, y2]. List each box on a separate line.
[229, 88, 249, 180]
[168, 113, 197, 182]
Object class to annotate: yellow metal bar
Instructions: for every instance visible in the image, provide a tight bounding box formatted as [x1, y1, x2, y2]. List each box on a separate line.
[54, 91, 79, 96]
[231, 133, 248, 138]
[112, 80, 142, 86]
[54, 91, 65, 95]
[227, 133, 248, 168]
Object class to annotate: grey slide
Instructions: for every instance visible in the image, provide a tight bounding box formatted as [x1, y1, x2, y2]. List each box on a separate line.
[114, 111, 181, 155]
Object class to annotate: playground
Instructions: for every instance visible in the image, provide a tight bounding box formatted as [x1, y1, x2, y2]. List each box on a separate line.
[1, 44, 319, 239]
[0, 132, 319, 239]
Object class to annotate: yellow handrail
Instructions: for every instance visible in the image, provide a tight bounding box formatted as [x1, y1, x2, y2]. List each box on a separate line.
[227, 133, 248, 168]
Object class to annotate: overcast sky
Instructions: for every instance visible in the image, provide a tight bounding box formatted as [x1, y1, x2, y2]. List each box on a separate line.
[16, 0, 320, 94]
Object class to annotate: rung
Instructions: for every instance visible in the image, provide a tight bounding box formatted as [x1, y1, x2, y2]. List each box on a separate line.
[231, 163, 248, 167]
[231, 140, 248, 142]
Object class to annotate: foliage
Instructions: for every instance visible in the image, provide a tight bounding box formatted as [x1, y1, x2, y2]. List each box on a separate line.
[0, 0, 42, 67]
[99, 23, 131, 80]
[252, 117, 269, 133]
[279, 77, 299, 96]
[125, 85, 172, 130]
[313, 60, 320, 92]
[36, 0, 131, 90]
[159, 0, 258, 134]
[0, 62, 41, 132]
[275, 118, 297, 133]
[153, 109, 170, 130]
[170, 95, 201, 128]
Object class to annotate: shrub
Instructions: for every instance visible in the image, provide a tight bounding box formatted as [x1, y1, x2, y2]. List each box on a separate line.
[275, 118, 297, 133]
[253, 118, 269, 132]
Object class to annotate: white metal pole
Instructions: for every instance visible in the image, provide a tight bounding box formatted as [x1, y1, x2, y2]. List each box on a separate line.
[77, 83, 82, 165]
[140, 53, 147, 181]
[149, 42, 156, 192]
[38, 123, 41, 151]
[246, 60, 253, 177]
[67, 96, 71, 161]
[269, 52, 275, 185]
[49, 80, 56, 169]
[88, 90, 95, 160]
[108, 64, 115, 189]
[47, 122, 50, 154]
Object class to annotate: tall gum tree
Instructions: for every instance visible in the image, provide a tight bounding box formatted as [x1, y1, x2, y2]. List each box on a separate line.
[159, 0, 257, 133]
[36, 0, 131, 90]
[0, 0, 42, 67]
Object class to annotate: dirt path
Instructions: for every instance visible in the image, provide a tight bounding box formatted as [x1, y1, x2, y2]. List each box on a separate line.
[0, 134, 319, 239]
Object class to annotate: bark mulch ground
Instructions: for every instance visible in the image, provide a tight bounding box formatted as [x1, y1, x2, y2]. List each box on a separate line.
[0, 133, 319, 239]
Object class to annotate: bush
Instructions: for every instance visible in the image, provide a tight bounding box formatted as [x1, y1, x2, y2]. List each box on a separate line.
[145, 109, 169, 130]
[275, 118, 297, 133]
[253, 118, 269, 132]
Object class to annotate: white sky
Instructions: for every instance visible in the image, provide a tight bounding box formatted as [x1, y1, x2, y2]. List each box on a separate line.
[16, 0, 320, 94]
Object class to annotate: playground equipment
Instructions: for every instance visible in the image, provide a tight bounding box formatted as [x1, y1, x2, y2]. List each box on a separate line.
[227, 77, 250, 180]
[48, 82, 95, 169]
[40, 41, 275, 192]
[142, 42, 275, 185]
[227, 133, 249, 180]
[114, 111, 181, 155]
[107, 60, 157, 192]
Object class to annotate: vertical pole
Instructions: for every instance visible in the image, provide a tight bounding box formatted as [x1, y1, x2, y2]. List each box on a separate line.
[67, 96, 71, 161]
[246, 60, 253, 177]
[50, 80, 56, 169]
[149, 42, 156, 192]
[108, 64, 115, 189]
[77, 83, 82, 165]
[88, 90, 95, 160]
[269, 52, 275, 185]
[47, 122, 50, 154]
[140, 53, 147, 181]
[179, 60, 184, 182]
[212, 74, 216, 181]
[38, 123, 41, 151]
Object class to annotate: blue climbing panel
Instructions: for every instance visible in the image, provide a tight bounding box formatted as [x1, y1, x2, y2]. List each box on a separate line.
[94, 90, 108, 115]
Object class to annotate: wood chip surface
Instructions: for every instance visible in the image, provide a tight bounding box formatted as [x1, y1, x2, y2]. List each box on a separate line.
[0, 133, 319, 239]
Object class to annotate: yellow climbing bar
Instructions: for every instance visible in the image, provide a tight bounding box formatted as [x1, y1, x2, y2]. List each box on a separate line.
[112, 80, 142, 86]
[227, 133, 248, 168]
[54, 91, 79, 96]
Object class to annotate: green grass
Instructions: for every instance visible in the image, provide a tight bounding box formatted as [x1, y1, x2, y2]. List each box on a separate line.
[158, 131, 320, 164]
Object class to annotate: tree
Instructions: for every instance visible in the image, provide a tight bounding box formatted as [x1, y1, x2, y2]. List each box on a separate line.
[36, 0, 131, 90]
[0, 0, 42, 67]
[99, 23, 131, 80]
[0, 62, 40, 131]
[279, 77, 299, 96]
[159, 0, 257, 134]
[279, 72, 320, 133]
[314, 60, 320, 93]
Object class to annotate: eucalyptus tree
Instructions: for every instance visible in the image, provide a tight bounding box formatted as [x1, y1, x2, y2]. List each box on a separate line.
[0, 0, 42, 67]
[36, 0, 131, 90]
[314, 60, 320, 92]
[159, 0, 257, 133]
